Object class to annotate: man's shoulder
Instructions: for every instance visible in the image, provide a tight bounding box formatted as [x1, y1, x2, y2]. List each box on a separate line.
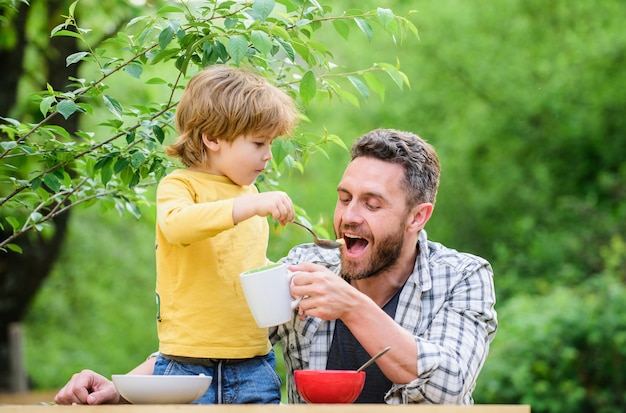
[426, 238, 491, 273]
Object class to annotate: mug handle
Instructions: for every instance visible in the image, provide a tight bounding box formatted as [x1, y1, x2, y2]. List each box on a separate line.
[288, 271, 303, 309]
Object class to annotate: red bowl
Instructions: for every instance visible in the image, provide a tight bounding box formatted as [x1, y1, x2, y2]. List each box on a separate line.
[294, 370, 366, 404]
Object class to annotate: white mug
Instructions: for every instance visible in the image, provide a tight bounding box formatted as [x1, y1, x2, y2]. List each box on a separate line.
[240, 263, 301, 328]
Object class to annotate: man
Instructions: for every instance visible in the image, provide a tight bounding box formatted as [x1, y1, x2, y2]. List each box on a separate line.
[55, 129, 497, 405]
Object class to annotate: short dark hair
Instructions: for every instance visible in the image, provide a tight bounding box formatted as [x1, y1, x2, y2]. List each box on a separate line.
[351, 128, 440, 207]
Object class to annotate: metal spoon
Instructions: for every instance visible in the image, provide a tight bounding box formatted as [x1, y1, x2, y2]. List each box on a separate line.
[356, 346, 391, 372]
[292, 221, 343, 249]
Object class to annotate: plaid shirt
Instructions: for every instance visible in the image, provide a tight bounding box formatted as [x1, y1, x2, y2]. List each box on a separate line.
[270, 230, 498, 404]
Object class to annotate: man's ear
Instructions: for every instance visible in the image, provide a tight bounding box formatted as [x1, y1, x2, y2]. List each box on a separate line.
[407, 202, 434, 233]
[202, 134, 220, 152]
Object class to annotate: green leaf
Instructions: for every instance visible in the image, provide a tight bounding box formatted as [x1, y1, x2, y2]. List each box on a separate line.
[50, 23, 65, 37]
[56, 100, 78, 120]
[354, 18, 373, 41]
[326, 133, 349, 151]
[347, 75, 370, 100]
[43, 125, 72, 140]
[125, 63, 143, 79]
[290, 38, 311, 65]
[126, 202, 142, 219]
[131, 151, 146, 168]
[29, 211, 43, 225]
[84, 157, 95, 176]
[0, 141, 17, 151]
[269, 25, 289, 41]
[43, 173, 61, 192]
[114, 157, 130, 174]
[7, 244, 23, 254]
[276, 38, 295, 62]
[376, 8, 395, 28]
[152, 125, 165, 144]
[252, 0, 275, 21]
[5, 216, 20, 231]
[336, 88, 360, 108]
[271, 139, 294, 166]
[300, 71, 317, 105]
[129, 171, 140, 188]
[227, 35, 249, 65]
[66, 51, 89, 66]
[224, 18, 239, 29]
[65, 52, 89, 66]
[157, 5, 184, 14]
[306, 40, 327, 55]
[31, 177, 41, 191]
[103, 95, 123, 120]
[363, 71, 385, 101]
[39, 96, 56, 116]
[377, 62, 409, 90]
[251, 30, 273, 55]
[400, 17, 419, 38]
[332, 19, 350, 40]
[120, 167, 133, 187]
[51, 29, 82, 40]
[68, 0, 78, 16]
[100, 158, 113, 185]
[76, 102, 93, 116]
[0, 116, 20, 127]
[150, 48, 180, 65]
[158, 26, 175, 50]
[145, 77, 169, 85]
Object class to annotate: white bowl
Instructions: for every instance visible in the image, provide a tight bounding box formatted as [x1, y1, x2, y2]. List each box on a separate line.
[111, 374, 212, 404]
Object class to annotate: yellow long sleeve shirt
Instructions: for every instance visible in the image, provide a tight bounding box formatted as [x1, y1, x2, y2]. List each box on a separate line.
[155, 169, 271, 359]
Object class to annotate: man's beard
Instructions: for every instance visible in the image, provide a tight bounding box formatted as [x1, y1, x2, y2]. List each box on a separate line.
[340, 227, 404, 281]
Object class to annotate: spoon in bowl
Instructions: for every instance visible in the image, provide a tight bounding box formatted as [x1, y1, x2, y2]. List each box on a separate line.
[356, 346, 391, 372]
[292, 221, 343, 249]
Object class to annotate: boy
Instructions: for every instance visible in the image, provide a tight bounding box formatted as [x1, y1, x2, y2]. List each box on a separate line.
[153, 65, 299, 404]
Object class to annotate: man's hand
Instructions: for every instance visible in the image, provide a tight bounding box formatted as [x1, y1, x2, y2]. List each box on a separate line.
[54, 369, 121, 405]
[289, 262, 358, 321]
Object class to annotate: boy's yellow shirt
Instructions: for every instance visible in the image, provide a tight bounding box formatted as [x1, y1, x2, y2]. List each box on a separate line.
[155, 169, 272, 359]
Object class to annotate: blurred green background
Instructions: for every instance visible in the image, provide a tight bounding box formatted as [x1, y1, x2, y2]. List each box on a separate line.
[16, 0, 626, 411]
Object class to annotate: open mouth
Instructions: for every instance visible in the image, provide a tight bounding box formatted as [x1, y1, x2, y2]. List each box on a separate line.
[344, 234, 369, 254]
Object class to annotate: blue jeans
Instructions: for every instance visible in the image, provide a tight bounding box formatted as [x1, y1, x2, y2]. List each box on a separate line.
[153, 350, 282, 404]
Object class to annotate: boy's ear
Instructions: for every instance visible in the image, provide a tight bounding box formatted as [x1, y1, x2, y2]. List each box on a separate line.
[202, 134, 220, 151]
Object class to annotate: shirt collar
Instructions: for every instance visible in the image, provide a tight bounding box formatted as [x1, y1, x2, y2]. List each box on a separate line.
[409, 230, 433, 294]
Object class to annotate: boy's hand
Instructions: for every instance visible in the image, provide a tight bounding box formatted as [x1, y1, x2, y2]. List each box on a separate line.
[255, 191, 295, 225]
[233, 191, 295, 225]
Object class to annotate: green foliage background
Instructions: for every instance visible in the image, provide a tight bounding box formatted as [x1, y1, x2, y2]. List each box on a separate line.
[18, 0, 626, 411]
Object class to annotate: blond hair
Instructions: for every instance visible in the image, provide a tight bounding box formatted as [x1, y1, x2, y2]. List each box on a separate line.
[166, 65, 299, 167]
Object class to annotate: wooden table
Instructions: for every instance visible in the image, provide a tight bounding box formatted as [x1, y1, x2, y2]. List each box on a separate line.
[0, 404, 530, 413]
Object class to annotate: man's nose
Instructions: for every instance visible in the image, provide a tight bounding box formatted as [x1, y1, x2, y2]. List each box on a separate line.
[341, 201, 363, 224]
